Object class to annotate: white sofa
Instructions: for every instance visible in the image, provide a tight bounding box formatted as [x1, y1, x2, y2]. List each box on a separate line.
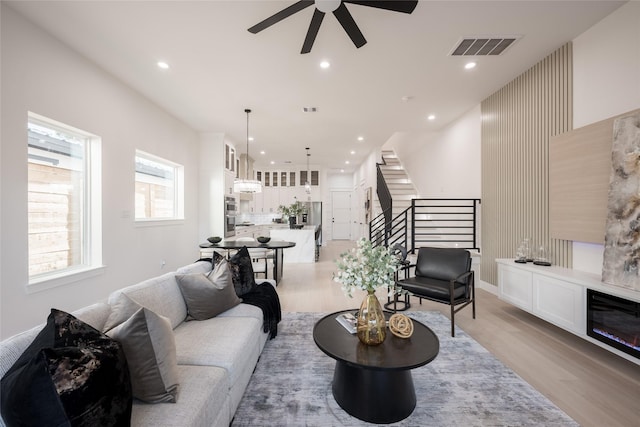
[0, 260, 274, 427]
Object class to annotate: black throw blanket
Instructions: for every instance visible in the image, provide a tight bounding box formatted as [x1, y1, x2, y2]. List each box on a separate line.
[195, 258, 282, 339]
[242, 282, 282, 340]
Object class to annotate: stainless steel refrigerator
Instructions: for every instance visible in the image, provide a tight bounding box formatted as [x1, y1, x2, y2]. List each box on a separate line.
[302, 202, 322, 248]
[302, 202, 322, 225]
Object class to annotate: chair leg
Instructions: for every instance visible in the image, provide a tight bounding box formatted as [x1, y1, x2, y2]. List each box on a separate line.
[450, 304, 455, 337]
[472, 286, 476, 319]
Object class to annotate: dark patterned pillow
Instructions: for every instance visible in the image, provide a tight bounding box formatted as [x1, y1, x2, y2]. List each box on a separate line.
[228, 246, 258, 296]
[0, 309, 132, 426]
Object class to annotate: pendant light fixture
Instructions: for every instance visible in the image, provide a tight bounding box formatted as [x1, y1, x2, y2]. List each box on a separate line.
[233, 109, 262, 193]
[305, 147, 311, 194]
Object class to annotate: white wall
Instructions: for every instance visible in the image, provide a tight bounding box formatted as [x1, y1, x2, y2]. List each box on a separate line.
[572, 1, 640, 274]
[352, 149, 382, 239]
[0, 5, 201, 338]
[385, 105, 482, 198]
[198, 132, 226, 240]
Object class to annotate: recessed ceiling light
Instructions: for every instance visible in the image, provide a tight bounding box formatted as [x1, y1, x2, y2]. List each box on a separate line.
[157, 61, 169, 69]
[401, 95, 413, 102]
[428, 114, 436, 121]
[248, 137, 254, 141]
[345, 160, 350, 165]
[340, 169, 345, 173]
[350, 150, 356, 155]
[465, 62, 477, 69]
[357, 136, 364, 141]
[270, 160, 275, 165]
[260, 151, 265, 155]
[320, 60, 330, 69]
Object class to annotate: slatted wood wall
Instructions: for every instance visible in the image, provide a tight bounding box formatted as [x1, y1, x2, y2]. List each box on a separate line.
[481, 43, 573, 286]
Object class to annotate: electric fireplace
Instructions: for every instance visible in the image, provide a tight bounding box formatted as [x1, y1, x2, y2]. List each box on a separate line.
[587, 289, 640, 360]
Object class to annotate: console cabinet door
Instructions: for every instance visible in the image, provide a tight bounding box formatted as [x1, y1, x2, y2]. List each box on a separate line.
[498, 263, 533, 311]
[532, 275, 584, 334]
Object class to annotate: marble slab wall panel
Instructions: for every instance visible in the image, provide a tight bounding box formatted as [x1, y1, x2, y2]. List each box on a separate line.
[602, 112, 640, 292]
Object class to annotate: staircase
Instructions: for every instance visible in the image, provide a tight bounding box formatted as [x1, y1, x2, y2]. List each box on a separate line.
[371, 150, 418, 249]
[378, 150, 418, 219]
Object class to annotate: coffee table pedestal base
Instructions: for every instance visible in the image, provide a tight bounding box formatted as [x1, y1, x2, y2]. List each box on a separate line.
[332, 360, 416, 424]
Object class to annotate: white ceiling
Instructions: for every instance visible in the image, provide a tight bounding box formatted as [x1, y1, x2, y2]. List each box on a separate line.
[6, 0, 625, 171]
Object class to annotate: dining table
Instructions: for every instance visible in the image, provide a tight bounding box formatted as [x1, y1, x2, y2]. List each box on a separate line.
[199, 239, 296, 284]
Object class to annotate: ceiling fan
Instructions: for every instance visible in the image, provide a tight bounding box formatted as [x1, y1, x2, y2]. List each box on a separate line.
[248, 0, 419, 54]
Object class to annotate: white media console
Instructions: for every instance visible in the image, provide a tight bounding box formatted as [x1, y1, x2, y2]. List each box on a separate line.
[496, 259, 639, 365]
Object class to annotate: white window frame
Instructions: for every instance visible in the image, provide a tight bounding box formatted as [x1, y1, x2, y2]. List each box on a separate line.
[134, 150, 184, 224]
[27, 112, 103, 293]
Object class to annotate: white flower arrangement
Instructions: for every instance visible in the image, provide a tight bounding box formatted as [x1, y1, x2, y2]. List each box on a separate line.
[333, 238, 398, 298]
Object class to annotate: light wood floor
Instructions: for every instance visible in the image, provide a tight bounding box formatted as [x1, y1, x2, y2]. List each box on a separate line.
[275, 241, 640, 427]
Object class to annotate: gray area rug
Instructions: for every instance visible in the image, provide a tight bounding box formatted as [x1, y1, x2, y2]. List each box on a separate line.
[232, 311, 578, 426]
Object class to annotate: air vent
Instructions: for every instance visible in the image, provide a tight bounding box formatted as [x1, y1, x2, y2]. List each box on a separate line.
[450, 36, 519, 56]
[303, 107, 318, 113]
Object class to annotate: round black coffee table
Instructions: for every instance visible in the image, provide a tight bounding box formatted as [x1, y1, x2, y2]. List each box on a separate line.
[313, 310, 439, 424]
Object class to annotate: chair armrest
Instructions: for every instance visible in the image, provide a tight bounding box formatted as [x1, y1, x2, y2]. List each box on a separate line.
[397, 262, 415, 272]
[452, 270, 473, 284]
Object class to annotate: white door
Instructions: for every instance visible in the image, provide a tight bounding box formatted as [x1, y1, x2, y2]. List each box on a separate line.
[331, 191, 352, 240]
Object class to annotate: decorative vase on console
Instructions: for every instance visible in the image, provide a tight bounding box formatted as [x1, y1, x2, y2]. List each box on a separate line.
[333, 238, 398, 346]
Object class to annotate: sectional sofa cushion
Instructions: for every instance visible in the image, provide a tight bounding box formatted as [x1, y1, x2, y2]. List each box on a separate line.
[107, 300, 179, 404]
[176, 259, 242, 320]
[173, 316, 261, 386]
[0, 309, 132, 426]
[131, 365, 230, 427]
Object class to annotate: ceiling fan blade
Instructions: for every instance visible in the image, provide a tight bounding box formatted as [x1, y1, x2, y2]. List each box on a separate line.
[333, 3, 366, 49]
[248, 0, 314, 34]
[344, 1, 418, 14]
[301, 9, 325, 54]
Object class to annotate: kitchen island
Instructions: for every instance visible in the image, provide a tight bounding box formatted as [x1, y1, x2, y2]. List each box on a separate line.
[270, 225, 320, 263]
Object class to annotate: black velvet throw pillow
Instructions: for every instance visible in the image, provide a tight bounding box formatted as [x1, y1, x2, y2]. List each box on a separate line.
[0, 309, 132, 427]
[228, 246, 258, 297]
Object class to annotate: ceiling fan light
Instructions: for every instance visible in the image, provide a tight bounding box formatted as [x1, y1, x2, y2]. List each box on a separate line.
[315, 0, 341, 13]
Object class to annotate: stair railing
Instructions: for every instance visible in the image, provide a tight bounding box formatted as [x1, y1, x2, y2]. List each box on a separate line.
[410, 198, 481, 252]
[370, 198, 481, 252]
[376, 163, 392, 228]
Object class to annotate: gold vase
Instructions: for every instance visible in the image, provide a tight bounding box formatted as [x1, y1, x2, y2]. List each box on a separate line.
[356, 290, 386, 345]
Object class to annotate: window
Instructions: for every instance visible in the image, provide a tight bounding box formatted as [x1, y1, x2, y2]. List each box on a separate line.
[289, 171, 296, 186]
[135, 150, 184, 221]
[27, 113, 102, 284]
[280, 171, 287, 186]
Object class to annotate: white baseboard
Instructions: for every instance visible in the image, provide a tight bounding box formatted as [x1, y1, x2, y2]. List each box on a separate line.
[478, 280, 497, 295]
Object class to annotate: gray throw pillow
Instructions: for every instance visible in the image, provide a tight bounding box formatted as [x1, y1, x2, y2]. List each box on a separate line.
[107, 303, 179, 403]
[103, 291, 143, 332]
[176, 258, 242, 320]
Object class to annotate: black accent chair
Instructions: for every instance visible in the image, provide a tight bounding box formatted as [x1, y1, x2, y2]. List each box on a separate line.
[396, 247, 475, 336]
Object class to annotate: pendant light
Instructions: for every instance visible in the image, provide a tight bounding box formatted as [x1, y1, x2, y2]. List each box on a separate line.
[233, 109, 262, 193]
[305, 147, 311, 194]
